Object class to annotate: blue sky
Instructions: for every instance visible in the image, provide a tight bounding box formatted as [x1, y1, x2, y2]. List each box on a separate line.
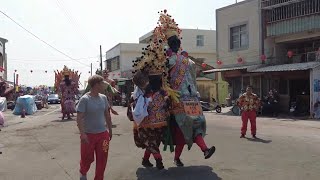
[0, 0, 243, 87]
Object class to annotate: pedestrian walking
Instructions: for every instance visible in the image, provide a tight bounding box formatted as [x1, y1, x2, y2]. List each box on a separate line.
[76, 75, 112, 180]
[237, 85, 261, 138]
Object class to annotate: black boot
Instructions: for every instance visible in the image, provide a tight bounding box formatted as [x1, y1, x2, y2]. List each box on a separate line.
[142, 158, 153, 167]
[204, 146, 216, 159]
[173, 158, 184, 167]
[155, 159, 164, 170]
[252, 134, 257, 138]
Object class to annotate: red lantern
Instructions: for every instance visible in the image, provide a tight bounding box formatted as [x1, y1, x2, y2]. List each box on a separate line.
[237, 57, 243, 63]
[287, 50, 294, 58]
[201, 63, 207, 69]
[261, 54, 267, 61]
[216, 60, 222, 65]
[118, 73, 121, 76]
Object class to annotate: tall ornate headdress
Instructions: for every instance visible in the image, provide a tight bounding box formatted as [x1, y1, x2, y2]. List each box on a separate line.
[132, 10, 182, 75]
[131, 10, 181, 102]
[157, 9, 182, 40]
[62, 65, 71, 76]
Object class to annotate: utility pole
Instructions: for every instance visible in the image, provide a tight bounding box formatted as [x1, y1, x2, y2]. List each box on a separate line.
[100, 45, 103, 71]
[13, 72, 16, 93]
[90, 63, 93, 76]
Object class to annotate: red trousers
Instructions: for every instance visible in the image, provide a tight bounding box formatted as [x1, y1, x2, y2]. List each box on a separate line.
[143, 150, 162, 160]
[173, 126, 208, 160]
[80, 131, 110, 180]
[241, 110, 257, 135]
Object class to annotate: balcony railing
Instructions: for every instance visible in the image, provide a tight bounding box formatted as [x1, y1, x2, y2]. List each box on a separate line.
[261, 0, 305, 9]
[264, 0, 320, 23]
[269, 51, 320, 64]
[307, 51, 320, 62]
[289, 51, 320, 63]
[262, 0, 304, 9]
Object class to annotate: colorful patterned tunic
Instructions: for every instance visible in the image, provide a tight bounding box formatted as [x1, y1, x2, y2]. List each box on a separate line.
[237, 93, 261, 112]
[168, 53, 206, 148]
[59, 80, 78, 114]
[133, 90, 169, 153]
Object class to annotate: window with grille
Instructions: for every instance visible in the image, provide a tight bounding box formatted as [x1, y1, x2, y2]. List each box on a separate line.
[106, 56, 120, 71]
[230, 24, 248, 50]
[196, 35, 204, 47]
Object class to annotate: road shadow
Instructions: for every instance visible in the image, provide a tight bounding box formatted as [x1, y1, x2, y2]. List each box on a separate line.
[216, 107, 240, 116]
[136, 165, 221, 180]
[52, 118, 76, 122]
[246, 137, 272, 144]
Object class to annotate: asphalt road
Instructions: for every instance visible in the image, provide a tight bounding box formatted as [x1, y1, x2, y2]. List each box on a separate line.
[0, 105, 320, 180]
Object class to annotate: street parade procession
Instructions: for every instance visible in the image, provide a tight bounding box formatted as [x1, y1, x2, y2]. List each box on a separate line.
[129, 10, 216, 170]
[74, 11, 216, 179]
[55, 66, 80, 120]
[2, 1, 320, 180]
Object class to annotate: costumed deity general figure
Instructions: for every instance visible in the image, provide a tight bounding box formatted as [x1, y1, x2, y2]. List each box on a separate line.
[83, 69, 119, 115]
[155, 10, 216, 167]
[55, 66, 79, 120]
[129, 33, 172, 169]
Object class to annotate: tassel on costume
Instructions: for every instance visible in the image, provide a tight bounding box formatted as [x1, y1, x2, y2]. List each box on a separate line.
[163, 115, 174, 152]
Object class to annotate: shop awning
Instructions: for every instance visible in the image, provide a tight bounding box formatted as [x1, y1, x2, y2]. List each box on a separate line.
[116, 77, 130, 86]
[248, 62, 320, 73]
[196, 77, 214, 81]
[117, 81, 126, 86]
[204, 65, 261, 73]
[115, 78, 129, 81]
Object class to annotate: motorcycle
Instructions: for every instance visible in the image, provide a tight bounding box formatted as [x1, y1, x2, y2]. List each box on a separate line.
[34, 95, 44, 110]
[200, 99, 222, 113]
[7, 101, 15, 111]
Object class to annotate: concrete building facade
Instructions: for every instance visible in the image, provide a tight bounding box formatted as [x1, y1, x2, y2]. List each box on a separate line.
[105, 29, 217, 79]
[206, 0, 320, 116]
[139, 29, 217, 66]
[0, 37, 8, 80]
[216, 0, 261, 67]
[105, 29, 226, 104]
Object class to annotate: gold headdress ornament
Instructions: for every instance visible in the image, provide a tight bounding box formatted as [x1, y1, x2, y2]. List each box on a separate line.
[131, 9, 181, 102]
[54, 66, 81, 91]
[157, 9, 181, 40]
[62, 65, 71, 76]
[132, 10, 181, 75]
[133, 42, 167, 75]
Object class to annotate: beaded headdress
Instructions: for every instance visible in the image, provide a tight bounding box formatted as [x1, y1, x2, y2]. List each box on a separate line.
[132, 10, 181, 102]
[62, 65, 71, 76]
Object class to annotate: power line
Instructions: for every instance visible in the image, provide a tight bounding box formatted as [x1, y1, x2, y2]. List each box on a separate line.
[0, 10, 90, 67]
[54, 0, 97, 52]
[10, 55, 104, 62]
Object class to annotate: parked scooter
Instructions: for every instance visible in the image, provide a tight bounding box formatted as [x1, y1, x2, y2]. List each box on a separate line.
[200, 98, 222, 113]
[289, 101, 296, 115]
